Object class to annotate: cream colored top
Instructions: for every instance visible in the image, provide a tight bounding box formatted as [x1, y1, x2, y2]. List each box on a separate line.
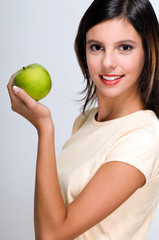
[57, 108, 159, 240]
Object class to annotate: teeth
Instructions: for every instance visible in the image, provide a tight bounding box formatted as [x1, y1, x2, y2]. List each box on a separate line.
[102, 76, 121, 81]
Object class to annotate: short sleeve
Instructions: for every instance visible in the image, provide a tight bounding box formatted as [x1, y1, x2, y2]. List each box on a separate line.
[106, 129, 159, 183]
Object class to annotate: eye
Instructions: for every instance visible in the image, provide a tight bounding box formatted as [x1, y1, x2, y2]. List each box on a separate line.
[119, 44, 133, 51]
[90, 44, 104, 51]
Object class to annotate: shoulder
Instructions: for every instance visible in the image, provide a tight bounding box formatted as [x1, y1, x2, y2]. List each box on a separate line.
[106, 111, 159, 182]
[110, 110, 159, 160]
[72, 108, 97, 134]
[120, 110, 159, 137]
[137, 110, 159, 141]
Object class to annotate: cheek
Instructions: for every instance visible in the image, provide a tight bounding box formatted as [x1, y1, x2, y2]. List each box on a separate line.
[87, 57, 99, 74]
[132, 58, 145, 77]
[121, 55, 144, 76]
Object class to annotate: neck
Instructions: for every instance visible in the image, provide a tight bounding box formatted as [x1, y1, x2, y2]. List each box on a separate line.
[96, 91, 144, 122]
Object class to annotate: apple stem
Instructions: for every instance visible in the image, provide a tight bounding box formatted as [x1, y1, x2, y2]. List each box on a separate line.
[23, 67, 25, 70]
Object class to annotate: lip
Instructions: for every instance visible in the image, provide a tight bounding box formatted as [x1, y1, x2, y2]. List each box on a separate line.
[99, 74, 124, 86]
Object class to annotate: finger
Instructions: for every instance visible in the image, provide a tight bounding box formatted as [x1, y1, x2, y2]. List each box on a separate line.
[7, 73, 17, 95]
[7, 73, 18, 104]
[7, 72, 16, 87]
[12, 86, 37, 109]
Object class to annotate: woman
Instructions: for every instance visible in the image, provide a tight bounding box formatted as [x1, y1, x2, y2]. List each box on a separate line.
[8, 0, 159, 239]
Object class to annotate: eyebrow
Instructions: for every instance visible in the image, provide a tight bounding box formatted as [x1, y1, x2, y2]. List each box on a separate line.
[86, 39, 138, 45]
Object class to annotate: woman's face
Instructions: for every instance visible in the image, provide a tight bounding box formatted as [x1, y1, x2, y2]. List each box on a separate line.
[86, 18, 145, 103]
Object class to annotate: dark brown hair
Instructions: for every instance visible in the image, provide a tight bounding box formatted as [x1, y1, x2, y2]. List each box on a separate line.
[75, 0, 159, 117]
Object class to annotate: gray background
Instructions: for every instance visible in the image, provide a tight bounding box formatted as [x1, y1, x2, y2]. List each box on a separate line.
[0, 0, 159, 239]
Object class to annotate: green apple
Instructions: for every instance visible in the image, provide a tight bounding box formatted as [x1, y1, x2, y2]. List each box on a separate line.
[13, 63, 52, 100]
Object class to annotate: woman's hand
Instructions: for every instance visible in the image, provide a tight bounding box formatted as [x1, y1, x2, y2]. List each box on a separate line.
[7, 73, 53, 132]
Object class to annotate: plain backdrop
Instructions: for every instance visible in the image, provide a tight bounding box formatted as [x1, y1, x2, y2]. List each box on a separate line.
[0, 0, 159, 239]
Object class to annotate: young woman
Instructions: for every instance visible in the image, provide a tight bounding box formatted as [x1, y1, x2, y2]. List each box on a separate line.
[8, 0, 159, 239]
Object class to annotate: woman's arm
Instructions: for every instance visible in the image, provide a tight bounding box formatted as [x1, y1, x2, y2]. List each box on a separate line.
[8, 75, 146, 240]
[34, 124, 67, 239]
[7, 75, 67, 238]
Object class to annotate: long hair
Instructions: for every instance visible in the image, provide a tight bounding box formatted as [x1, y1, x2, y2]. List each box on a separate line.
[74, 0, 159, 117]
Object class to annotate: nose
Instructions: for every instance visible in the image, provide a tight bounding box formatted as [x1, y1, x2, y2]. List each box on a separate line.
[102, 50, 116, 70]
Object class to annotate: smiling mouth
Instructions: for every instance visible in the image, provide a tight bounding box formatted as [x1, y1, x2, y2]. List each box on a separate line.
[99, 75, 124, 86]
[100, 75, 124, 81]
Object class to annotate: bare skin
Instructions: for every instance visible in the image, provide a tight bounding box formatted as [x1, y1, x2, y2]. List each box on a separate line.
[7, 18, 146, 240]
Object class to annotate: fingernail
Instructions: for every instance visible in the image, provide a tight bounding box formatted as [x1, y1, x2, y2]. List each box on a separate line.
[13, 86, 20, 93]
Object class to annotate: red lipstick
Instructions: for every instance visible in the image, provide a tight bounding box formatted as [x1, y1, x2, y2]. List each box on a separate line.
[100, 75, 124, 86]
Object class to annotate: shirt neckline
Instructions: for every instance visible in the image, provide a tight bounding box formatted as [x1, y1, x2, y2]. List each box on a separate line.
[92, 108, 155, 127]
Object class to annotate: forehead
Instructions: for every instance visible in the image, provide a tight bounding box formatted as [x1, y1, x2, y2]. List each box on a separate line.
[86, 17, 142, 43]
